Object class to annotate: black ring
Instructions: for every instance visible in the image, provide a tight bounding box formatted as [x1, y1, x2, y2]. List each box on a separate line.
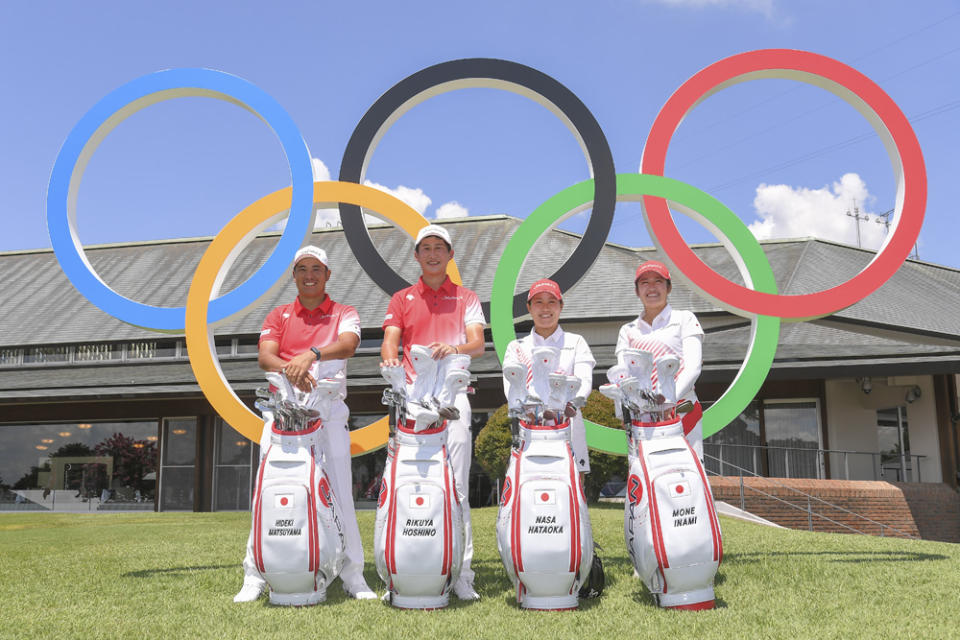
[339, 58, 616, 318]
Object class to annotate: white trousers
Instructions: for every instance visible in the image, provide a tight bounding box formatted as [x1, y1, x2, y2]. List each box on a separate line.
[242, 402, 366, 587]
[447, 392, 474, 584]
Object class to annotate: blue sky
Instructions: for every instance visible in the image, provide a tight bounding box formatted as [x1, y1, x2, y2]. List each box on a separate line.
[2, 0, 958, 286]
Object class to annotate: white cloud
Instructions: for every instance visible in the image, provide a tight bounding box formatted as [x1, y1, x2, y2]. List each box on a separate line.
[362, 180, 432, 216]
[435, 201, 469, 219]
[309, 158, 343, 229]
[748, 172, 886, 250]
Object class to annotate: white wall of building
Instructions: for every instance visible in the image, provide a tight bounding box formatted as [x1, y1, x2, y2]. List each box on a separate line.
[825, 376, 941, 483]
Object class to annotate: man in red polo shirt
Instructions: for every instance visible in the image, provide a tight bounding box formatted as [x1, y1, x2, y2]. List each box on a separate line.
[380, 224, 486, 601]
[234, 245, 376, 602]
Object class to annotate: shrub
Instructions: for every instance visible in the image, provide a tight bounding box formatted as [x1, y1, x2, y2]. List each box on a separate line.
[474, 392, 627, 503]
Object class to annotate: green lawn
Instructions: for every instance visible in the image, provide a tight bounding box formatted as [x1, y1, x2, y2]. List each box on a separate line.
[1, 504, 958, 640]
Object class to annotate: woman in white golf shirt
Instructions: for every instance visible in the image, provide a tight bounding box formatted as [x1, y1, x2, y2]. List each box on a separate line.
[615, 260, 705, 458]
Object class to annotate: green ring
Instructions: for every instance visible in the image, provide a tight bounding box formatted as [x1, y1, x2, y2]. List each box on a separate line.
[491, 173, 781, 455]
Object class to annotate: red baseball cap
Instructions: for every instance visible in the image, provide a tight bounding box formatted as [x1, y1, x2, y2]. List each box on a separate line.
[527, 278, 563, 302]
[635, 260, 671, 282]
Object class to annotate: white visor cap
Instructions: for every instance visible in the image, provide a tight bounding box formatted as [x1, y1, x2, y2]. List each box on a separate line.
[293, 245, 328, 267]
[415, 224, 452, 249]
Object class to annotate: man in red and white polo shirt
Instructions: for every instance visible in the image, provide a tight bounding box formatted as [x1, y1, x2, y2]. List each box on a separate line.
[380, 224, 486, 601]
[234, 245, 376, 602]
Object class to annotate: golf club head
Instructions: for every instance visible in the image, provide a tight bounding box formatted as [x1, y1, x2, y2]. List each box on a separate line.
[502, 362, 528, 411]
[656, 355, 680, 405]
[621, 348, 654, 395]
[408, 344, 438, 403]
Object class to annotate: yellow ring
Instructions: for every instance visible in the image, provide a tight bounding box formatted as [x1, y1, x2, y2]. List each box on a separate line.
[185, 180, 462, 455]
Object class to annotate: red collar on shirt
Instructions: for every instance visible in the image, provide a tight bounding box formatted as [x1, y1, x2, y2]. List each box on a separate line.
[294, 295, 334, 317]
[416, 275, 456, 296]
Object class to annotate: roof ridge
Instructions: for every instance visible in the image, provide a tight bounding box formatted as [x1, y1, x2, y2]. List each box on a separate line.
[781, 239, 813, 294]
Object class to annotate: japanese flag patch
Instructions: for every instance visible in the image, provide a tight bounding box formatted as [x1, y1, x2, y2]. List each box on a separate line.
[534, 489, 556, 505]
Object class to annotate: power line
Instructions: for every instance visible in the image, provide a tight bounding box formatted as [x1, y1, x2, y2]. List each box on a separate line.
[668, 8, 960, 143]
[670, 43, 960, 173]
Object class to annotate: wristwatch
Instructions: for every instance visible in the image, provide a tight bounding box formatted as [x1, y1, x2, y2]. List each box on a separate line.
[310, 347, 322, 361]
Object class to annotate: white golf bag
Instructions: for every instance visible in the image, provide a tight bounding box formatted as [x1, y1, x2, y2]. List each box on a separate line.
[375, 353, 467, 609]
[496, 419, 594, 610]
[624, 417, 722, 610]
[497, 346, 594, 609]
[250, 365, 346, 606]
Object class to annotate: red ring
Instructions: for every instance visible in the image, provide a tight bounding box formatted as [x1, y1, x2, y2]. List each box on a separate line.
[641, 49, 925, 320]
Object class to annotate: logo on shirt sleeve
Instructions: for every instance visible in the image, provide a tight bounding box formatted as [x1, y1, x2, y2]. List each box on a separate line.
[384, 313, 393, 320]
[282, 313, 291, 319]
[406, 294, 415, 301]
[260, 329, 271, 336]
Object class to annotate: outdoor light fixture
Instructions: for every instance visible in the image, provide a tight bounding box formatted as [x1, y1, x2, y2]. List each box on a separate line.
[146, 435, 158, 441]
[35, 445, 48, 451]
[77, 423, 91, 429]
[58, 431, 71, 437]
[905, 386, 922, 403]
[41, 438, 54, 443]
[172, 428, 187, 435]
[856, 377, 873, 394]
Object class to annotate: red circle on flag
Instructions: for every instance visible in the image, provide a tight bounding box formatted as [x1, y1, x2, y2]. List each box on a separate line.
[416, 496, 424, 506]
[676, 485, 684, 494]
[280, 497, 288, 506]
[541, 492, 549, 502]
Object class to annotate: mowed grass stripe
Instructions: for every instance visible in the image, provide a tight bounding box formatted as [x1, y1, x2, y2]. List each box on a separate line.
[1, 503, 958, 640]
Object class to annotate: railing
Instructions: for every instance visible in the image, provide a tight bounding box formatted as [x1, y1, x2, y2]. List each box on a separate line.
[704, 454, 921, 539]
[704, 442, 927, 482]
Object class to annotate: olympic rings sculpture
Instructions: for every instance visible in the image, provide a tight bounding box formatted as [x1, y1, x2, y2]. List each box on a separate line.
[47, 50, 925, 457]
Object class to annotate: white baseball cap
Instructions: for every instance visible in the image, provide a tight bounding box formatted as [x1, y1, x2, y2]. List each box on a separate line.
[293, 245, 328, 267]
[415, 224, 452, 249]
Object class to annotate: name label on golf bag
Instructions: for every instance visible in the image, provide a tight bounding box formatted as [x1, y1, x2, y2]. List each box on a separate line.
[496, 421, 593, 610]
[252, 422, 345, 603]
[374, 421, 464, 609]
[624, 419, 722, 610]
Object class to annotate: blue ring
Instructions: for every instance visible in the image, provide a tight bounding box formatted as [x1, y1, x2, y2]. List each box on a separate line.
[46, 68, 314, 331]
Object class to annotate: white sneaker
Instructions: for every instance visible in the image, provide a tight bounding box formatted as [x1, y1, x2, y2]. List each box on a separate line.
[233, 580, 265, 603]
[453, 577, 480, 601]
[343, 579, 378, 600]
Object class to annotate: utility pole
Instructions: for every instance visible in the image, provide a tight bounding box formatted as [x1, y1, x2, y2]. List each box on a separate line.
[845, 201, 869, 249]
[875, 208, 919, 259]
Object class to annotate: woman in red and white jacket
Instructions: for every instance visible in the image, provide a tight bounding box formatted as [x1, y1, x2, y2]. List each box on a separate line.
[616, 260, 705, 459]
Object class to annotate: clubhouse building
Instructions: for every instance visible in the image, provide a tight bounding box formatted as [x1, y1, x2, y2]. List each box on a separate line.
[2, 216, 958, 518]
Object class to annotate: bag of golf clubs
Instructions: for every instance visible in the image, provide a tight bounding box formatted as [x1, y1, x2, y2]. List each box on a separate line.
[600, 349, 722, 610]
[374, 346, 469, 609]
[496, 346, 595, 610]
[250, 363, 346, 606]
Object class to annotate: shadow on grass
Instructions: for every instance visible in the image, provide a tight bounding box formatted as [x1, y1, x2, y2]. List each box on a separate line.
[725, 550, 948, 563]
[123, 564, 234, 578]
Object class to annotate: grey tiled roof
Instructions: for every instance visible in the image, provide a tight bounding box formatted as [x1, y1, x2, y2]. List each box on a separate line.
[2, 216, 959, 349]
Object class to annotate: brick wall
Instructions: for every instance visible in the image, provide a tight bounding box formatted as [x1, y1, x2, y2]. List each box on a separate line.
[709, 477, 960, 543]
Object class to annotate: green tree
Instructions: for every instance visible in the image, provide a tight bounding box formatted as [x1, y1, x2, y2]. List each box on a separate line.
[474, 391, 627, 503]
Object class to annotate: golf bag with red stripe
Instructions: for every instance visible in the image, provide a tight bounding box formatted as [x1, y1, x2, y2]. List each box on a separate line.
[496, 420, 594, 610]
[251, 421, 345, 606]
[374, 419, 464, 609]
[624, 417, 722, 610]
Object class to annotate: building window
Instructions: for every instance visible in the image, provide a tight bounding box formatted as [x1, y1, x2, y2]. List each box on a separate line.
[23, 345, 70, 364]
[159, 418, 197, 511]
[213, 419, 253, 511]
[877, 406, 912, 482]
[704, 399, 823, 479]
[0, 421, 157, 512]
[74, 343, 121, 362]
